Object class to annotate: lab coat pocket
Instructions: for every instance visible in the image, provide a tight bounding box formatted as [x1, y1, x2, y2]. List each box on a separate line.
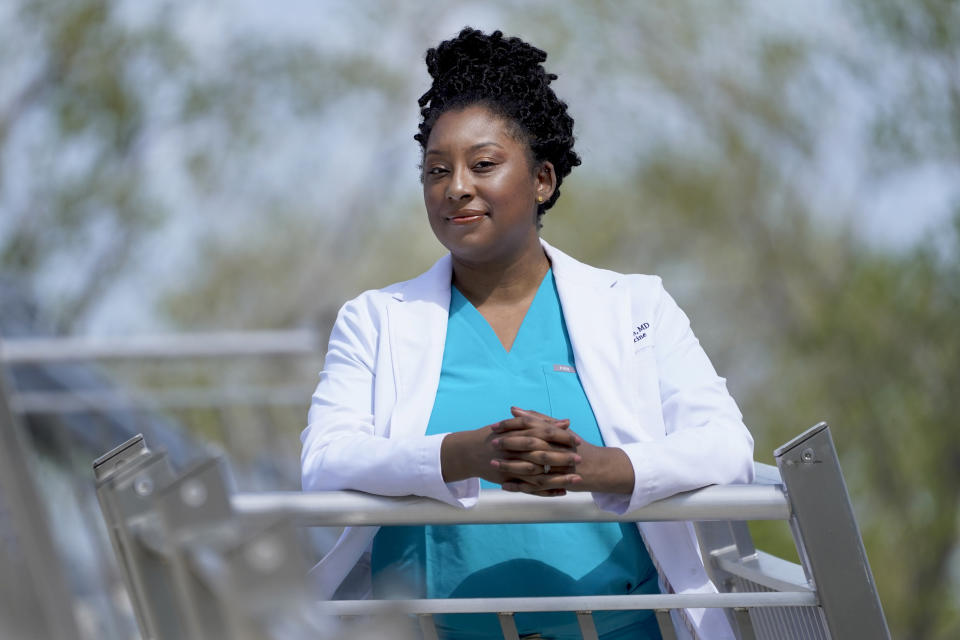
[633, 339, 657, 366]
[633, 330, 658, 379]
[632, 340, 666, 438]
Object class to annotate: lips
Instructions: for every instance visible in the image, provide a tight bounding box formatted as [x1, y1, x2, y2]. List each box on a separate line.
[446, 210, 488, 224]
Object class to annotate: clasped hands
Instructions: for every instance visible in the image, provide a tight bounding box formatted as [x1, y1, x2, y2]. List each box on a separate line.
[441, 406, 634, 498]
[487, 406, 583, 497]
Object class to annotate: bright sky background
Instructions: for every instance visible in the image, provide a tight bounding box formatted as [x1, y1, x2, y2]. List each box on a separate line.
[26, 0, 958, 335]
[187, 0, 958, 247]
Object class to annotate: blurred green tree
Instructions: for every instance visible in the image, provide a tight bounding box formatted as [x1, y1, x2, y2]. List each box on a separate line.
[0, 0, 404, 334]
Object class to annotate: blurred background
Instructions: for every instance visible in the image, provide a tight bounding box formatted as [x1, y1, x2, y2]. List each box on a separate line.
[0, 0, 957, 638]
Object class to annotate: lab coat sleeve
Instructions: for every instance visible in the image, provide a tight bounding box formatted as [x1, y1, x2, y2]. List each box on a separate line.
[300, 294, 478, 508]
[597, 277, 754, 514]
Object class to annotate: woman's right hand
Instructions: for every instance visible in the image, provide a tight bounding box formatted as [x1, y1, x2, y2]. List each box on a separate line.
[440, 407, 582, 496]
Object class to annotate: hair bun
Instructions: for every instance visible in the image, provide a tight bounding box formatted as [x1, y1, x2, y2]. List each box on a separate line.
[425, 27, 550, 85]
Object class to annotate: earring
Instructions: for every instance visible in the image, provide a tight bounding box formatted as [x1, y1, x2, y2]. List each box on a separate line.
[536, 195, 544, 203]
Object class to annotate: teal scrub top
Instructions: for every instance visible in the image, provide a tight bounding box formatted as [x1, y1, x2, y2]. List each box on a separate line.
[372, 270, 662, 640]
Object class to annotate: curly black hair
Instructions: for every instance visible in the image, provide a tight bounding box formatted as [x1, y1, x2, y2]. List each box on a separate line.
[415, 28, 581, 217]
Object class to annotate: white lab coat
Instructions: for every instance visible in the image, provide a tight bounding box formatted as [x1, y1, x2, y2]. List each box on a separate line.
[301, 240, 754, 639]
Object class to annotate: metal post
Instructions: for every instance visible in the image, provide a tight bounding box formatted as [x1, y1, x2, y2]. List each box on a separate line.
[654, 609, 679, 640]
[694, 519, 757, 638]
[0, 365, 82, 640]
[95, 436, 322, 640]
[497, 612, 521, 640]
[575, 611, 599, 640]
[775, 422, 890, 640]
[731, 607, 757, 640]
[94, 436, 187, 639]
[418, 614, 440, 640]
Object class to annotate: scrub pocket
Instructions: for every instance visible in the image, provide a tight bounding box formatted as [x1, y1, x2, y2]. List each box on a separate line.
[541, 364, 605, 447]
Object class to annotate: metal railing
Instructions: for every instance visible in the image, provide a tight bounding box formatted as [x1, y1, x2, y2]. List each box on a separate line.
[0, 372, 84, 640]
[231, 483, 791, 525]
[0, 331, 322, 640]
[0, 330, 320, 419]
[0, 330, 320, 364]
[91, 422, 890, 640]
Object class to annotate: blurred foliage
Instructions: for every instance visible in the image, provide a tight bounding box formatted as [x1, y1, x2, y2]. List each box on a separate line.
[792, 223, 960, 639]
[1, 0, 174, 331]
[0, 0, 403, 333]
[2, 0, 958, 638]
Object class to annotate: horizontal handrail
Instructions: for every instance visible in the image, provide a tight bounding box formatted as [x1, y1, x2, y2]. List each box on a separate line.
[0, 330, 319, 363]
[10, 385, 311, 414]
[232, 485, 790, 526]
[319, 591, 818, 616]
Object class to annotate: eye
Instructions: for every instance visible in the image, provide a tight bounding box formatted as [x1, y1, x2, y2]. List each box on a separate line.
[473, 160, 497, 171]
[426, 166, 448, 176]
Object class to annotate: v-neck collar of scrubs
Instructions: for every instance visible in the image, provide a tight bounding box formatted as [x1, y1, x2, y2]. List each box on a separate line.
[450, 268, 556, 363]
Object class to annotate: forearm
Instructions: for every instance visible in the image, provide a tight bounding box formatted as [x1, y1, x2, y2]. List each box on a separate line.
[624, 421, 753, 501]
[304, 430, 432, 492]
[575, 443, 635, 494]
[301, 425, 480, 507]
[440, 428, 491, 483]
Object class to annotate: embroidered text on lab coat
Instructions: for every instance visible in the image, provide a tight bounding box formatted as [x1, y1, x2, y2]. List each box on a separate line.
[633, 322, 650, 343]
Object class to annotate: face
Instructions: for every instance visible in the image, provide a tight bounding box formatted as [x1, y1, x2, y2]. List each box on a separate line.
[422, 104, 554, 266]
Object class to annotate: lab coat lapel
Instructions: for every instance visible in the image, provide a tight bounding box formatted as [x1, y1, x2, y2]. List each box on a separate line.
[387, 254, 452, 439]
[544, 241, 641, 446]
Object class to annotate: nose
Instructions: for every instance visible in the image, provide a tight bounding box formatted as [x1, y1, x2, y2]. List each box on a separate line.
[445, 165, 473, 201]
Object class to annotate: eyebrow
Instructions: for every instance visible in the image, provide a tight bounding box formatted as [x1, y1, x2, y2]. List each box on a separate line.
[424, 141, 505, 157]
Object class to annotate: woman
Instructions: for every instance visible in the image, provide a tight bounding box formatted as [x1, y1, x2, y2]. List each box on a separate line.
[301, 28, 754, 640]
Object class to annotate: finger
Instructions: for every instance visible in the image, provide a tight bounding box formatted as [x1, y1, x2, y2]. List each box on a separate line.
[493, 422, 580, 448]
[510, 406, 569, 423]
[510, 408, 574, 434]
[544, 465, 575, 474]
[532, 449, 582, 466]
[490, 416, 524, 432]
[499, 458, 577, 478]
[499, 450, 581, 468]
[508, 472, 582, 489]
[533, 474, 582, 489]
[494, 413, 581, 448]
[492, 415, 570, 434]
[490, 459, 542, 476]
[504, 475, 581, 493]
[501, 481, 567, 497]
[494, 435, 579, 453]
[535, 423, 583, 447]
[537, 423, 580, 447]
[493, 435, 547, 452]
[492, 429, 579, 451]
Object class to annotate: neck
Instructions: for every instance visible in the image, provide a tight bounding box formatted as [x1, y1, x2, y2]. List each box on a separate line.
[451, 238, 550, 307]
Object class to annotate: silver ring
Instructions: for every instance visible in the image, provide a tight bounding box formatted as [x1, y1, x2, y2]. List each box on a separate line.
[543, 464, 551, 474]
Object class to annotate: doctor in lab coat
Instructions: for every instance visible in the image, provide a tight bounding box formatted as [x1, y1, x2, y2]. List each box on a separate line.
[301, 49, 754, 639]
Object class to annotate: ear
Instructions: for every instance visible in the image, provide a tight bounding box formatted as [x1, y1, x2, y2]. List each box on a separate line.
[534, 161, 557, 203]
